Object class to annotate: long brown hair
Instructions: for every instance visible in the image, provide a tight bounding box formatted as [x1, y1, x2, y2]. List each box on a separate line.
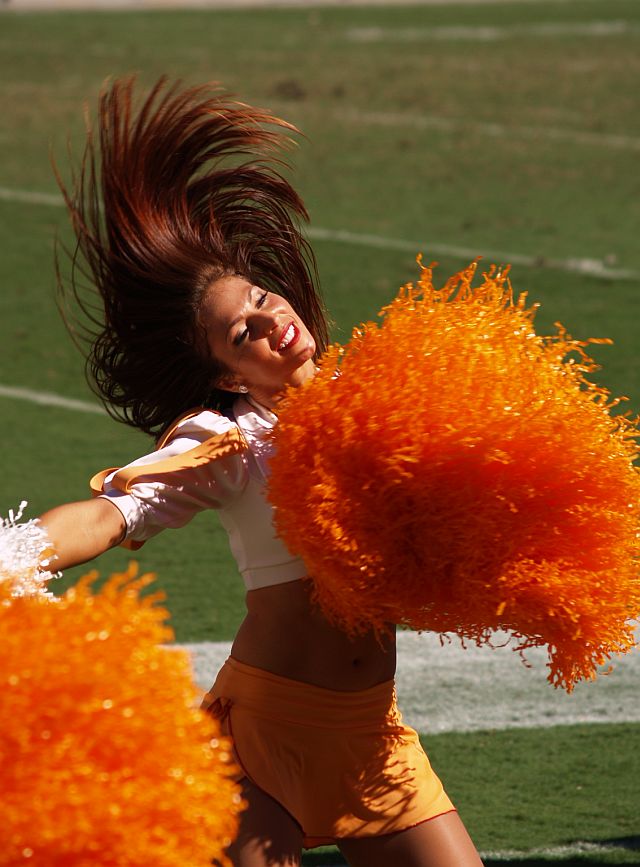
[56, 76, 328, 437]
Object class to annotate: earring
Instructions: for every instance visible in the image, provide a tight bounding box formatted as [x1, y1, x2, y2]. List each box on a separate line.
[238, 385, 249, 394]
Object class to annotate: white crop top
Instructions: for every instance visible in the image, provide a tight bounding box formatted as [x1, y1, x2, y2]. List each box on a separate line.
[95, 396, 308, 591]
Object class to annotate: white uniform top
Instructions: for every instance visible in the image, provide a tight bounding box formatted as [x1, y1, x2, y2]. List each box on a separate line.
[97, 395, 308, 591]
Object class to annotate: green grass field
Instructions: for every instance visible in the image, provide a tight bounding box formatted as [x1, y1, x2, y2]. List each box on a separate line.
[1, 1, 639, 862]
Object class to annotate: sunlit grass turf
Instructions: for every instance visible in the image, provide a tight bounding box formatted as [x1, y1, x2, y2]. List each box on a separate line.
[1, 4, 639, 863]
[428, 724, 639, 856]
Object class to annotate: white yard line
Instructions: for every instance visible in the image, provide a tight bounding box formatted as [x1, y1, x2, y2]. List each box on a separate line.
[0, 384, 105, 414]
[332, 106, 640, 153]
[0, 187, 64, 206]
[315, 839, 640, 865]
[2, 186, 638, 281]
[308, 226, 640, 281]
[481, 840, 640, 860]
[183, 629, 640, 735]
[0, 187, 64, 207]
[346, 20, 639, 43]
[315, 840, 639, 866]
[1, 0, 617, 10]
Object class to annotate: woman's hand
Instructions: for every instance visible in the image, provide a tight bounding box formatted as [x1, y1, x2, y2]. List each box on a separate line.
[38, 498, 126, 572]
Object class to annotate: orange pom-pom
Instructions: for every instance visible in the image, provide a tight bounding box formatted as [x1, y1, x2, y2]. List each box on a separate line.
[0, 565, 242, 866]
[269, 260, 640, 691]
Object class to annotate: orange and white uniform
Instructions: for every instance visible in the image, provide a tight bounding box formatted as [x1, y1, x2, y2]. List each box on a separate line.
[93, 395, 307, 589]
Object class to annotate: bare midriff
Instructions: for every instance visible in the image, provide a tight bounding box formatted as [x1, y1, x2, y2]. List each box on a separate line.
[230, 578, 396, 691]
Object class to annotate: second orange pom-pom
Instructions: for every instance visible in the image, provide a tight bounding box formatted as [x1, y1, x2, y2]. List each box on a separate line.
[0, 564, 243, 867]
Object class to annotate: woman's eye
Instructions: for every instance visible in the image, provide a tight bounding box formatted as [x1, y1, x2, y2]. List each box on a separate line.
[233, 292, 268, 345]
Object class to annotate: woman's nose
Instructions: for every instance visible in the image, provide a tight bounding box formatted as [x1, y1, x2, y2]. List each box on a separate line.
[248, 305, 279, 338]
[256, 312, 278, 336]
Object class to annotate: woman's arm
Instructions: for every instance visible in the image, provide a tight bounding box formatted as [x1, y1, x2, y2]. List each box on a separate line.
[35, 412, 247, 574]
[38, 498, 126, 572]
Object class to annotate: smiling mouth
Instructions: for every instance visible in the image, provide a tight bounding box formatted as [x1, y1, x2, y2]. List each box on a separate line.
[278, 322, 300, 352]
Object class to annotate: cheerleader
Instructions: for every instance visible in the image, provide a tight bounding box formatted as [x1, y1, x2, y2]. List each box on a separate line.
[39, 77, 483, 867]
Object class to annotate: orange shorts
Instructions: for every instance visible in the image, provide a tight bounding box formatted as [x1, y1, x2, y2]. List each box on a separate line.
[201, 657, 455, 848]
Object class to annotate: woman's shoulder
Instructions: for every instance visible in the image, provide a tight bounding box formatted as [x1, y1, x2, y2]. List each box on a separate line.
[91, 406, 248, 516]
[157, 407, 239, 449]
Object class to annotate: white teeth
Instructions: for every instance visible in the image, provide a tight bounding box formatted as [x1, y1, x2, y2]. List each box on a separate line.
[279, 324, 295, 350]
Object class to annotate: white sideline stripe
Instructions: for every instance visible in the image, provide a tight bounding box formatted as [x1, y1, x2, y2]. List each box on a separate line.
[334, 106, 640, 153]
[2, 0, 626, 8]
[346, 19, 639, 43]
[0, 385, 105, 415]
[182, 629, 640, 736]
[3, 185, 636, 283]
[0, 187, 65, 207]
[0, 0, 624, 11]
[308, 226, 640, 281]
[481, 840, 640, 859]
[314, 840, 639, 866]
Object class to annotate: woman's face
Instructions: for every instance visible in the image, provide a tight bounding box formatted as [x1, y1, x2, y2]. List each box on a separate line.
[201, 274, 317, 408]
